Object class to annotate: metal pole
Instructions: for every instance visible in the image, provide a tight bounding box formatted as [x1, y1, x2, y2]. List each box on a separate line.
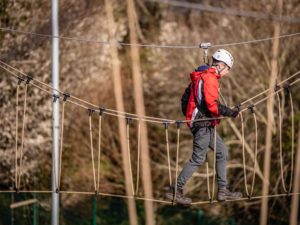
[51, 0, 59, 224]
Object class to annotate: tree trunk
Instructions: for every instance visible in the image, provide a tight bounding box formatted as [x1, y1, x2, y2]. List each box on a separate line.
[259, 1, 282, 224]
[126, 0, 155, 224]
[104, 1, 138, 225]
[289, 122, 300, 225]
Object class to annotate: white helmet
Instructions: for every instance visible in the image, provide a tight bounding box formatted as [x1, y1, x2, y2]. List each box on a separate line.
[212, 49, 234, 68]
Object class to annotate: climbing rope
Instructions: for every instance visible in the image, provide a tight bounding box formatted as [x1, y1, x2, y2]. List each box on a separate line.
[211, 123, 217, 201]
[135, 119, 141, 194]
[173, 122, 181, 204]
[97, 109, 104, 192]
[164, 122, 172, 187]
[126, 118, 135, 196]
[1, 61, 300, 205]
[58, 100, 66, 190]
[14, 80, 20, 189]
[206, 162, 211, 200]
[17, 77, 31, 189]
[277, 88, 295, 194]
[88, 109, 97, 192]
[1, 60, 300, 125]
[240, 110, 258, 198]
[288, 90, 295, 194]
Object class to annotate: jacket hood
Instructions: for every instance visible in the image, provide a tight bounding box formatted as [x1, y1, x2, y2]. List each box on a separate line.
[190, 67, 220, 82]
[190, 71, 203, 82]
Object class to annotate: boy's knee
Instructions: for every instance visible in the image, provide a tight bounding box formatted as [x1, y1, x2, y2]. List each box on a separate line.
[189, 153, 206, 166]
[216, 148, 228, 161]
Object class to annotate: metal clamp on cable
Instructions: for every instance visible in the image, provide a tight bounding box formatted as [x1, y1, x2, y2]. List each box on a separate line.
[88, 108, 95, 117]
[52, 94, 60, 103]
[199, 42, 212, 64]
[99, 106, 106, 116]
[248, 104, 255, 114]
[95, 190, 99, 197]
[284, 83, 291, 93]
[56, 188, 59, 194]
[274, 83, 280, 92]
[62, 92, 70, 101]
[17, 77, 24, 85]
[163, 121, 169, 130]
[15, 187, 19, 194]
[25, 75, 33, 84]
[126, 116, 132, 125]
[176, 120, 182, 128]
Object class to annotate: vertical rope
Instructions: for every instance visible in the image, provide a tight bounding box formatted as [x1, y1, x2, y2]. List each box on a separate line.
[52, 97, 59, 191]
[58, 101, 66, 190]
[97, 113, 102, 192]
[164, 123, 172, 187]
[173, 122, 181, 203]
[240, 112, 250, 197]
[15, 84, 20, 189]
[250, 111, 258, 196]
[211, 123, 217, 201]
[135, 119, 141, 194]
[288, 91, 295, 193]
[206, 162, 211, 200]
[277, 93, 287, 192]
[89, 112, 97, 191]
[18, 83, 28, 189]
[126, 118, 135, 196]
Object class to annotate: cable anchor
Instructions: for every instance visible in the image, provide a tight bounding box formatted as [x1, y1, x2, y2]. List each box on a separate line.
[88, 108, 95, 117]
[25, 75, 33, 84]
[126, 116, 132, 125]
[63, 92, 70, 102]
[99, 106, 106, 116]
[163, 121, 169, 130]
[274, 82, 280, 92]
[248, 104, 255, 114]
[17, 77, 24, 85]
[284, 83, 291, 94]
[52, 94, 60, 103]
[199, 42, 212, 65]
[176, 120, 182, 128]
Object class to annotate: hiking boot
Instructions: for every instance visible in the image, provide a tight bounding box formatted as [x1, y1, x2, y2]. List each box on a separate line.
[217, 186, 243, 201]
[165, 186, 192, 205]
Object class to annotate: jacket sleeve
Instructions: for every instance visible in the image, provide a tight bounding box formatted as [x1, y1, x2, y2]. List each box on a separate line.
[203, 76, 219, 116]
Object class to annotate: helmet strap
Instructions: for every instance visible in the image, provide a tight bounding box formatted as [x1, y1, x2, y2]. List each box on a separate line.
[216, 64, 226, 75]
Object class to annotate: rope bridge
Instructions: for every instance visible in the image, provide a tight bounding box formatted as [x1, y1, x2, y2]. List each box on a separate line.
[0, 60, 299, 206]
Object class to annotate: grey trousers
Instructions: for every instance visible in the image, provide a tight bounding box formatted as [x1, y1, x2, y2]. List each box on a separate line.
[177, 126, 228, 190]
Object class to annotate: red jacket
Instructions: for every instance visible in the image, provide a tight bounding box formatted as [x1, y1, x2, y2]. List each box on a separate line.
[185, 68, 220, 127]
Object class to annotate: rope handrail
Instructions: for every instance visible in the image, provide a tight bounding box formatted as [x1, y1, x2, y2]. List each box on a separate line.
[1, 61, 300, 124]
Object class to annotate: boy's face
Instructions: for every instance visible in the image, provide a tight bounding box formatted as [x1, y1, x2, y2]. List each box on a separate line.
[218, 63, 230, 77]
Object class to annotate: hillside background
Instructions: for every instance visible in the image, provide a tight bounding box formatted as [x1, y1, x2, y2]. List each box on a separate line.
[0, 0, 300, 224]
